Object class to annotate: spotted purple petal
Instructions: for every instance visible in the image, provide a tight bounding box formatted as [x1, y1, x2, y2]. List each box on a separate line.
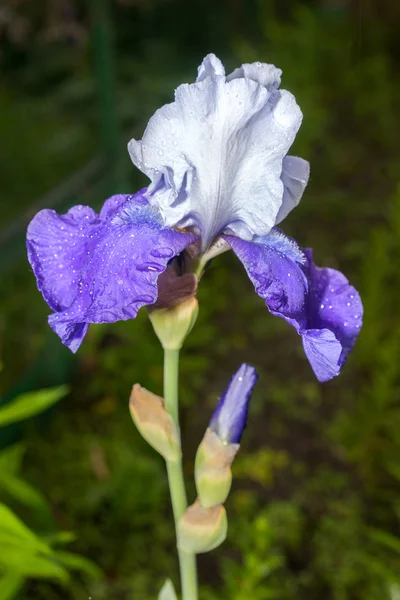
[209, 363, 258, 444]
[303, 248, 363, 379]
[225, 232, 363, 382]
[27, 190, 196, 352]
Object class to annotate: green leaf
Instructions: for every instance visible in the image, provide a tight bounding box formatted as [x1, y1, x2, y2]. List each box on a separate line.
[366, 526, 400, 554]
[0, 503, 50, 554]
[0, 573, 24, 600]
[358, 554, 400, 583]
[44, 531, 77, 546]
[0, 444, 26, 474]
[158, 579, 178, 600]
[55, 551, 102, 580]
[0, 385, 69, 427]
[0, 548, 69, 583]
[0, 472, 51, 516]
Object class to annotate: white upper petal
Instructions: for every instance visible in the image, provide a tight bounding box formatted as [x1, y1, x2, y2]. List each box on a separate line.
[197, 53, 225, 81]
[227, 61, 282, 90]
[275, 155, 310, 224]
[128, 54, 305, 248]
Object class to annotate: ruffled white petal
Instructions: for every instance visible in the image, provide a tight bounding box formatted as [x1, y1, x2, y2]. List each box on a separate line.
[275, 156, 310, 224]
[227, 61, 282, 90]
[128, 54, 304, 248]
[197, 53, 225, 81]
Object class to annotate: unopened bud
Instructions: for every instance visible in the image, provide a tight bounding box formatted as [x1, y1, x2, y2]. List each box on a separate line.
[209, 363, 258, 445]
[195, 429, 238, 508]
[129, 384, 180, 462]
[149, 297, 199, 350]
[195, 364, 258, 507]
[178, 500, 227, 554]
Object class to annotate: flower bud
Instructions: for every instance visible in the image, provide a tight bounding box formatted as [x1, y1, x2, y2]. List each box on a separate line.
[178, 500, 227, 554]
[129, 384, 180, 462]
[195, 429, 238, 508]
[149, 297, 199, 350]
[195, 364, 258, 507]
[209, 363, 258, 445]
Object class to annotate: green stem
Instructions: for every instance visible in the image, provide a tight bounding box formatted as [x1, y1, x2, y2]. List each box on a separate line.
[164, 349, 198, 600]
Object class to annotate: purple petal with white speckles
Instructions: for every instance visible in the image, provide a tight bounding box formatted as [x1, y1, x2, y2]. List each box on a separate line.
[27, 190, 196, 352]
[225, 232, 363, 382]
[27, 204, 102, 312]
[303, 248, 363, 371]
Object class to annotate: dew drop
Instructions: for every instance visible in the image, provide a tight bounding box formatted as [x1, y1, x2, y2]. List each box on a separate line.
[136, 262, 164, 272]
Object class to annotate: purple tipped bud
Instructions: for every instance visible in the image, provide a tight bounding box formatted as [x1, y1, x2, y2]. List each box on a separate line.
[209, 363, 258, 444]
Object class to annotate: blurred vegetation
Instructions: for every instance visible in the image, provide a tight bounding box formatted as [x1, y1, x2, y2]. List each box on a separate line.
[0, 378, 100, 599]
[0, 0, 400, 598]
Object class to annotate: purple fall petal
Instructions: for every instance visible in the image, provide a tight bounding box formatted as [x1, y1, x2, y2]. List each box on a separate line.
[210, 363, 258, 444]
[303, 248, 363, 375]
[27, 205, 102, 312]
[225, 233, 363, 382]
[27, 190, 196, 352]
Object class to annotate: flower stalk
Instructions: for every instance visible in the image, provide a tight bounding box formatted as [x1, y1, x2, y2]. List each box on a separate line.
[163, 348, 198, 600]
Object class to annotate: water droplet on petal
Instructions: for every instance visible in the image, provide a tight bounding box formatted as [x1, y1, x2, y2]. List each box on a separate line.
[136, 262, 164, 273]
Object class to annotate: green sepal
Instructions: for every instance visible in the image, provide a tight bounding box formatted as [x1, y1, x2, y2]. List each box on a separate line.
[178, 500, 227, 554]
[195, 429, 238, 508]
[129, 384, 180, 462]
[149, 297, 199, 350]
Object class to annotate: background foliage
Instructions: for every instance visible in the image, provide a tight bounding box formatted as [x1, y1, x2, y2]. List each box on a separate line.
[0, 0, 399, 598]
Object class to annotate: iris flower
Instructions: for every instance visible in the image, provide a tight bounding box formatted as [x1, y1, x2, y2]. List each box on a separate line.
[27, 54, 362, 381]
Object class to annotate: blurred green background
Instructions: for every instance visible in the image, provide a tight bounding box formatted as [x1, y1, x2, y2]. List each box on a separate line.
[0, 0, 400, 598]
